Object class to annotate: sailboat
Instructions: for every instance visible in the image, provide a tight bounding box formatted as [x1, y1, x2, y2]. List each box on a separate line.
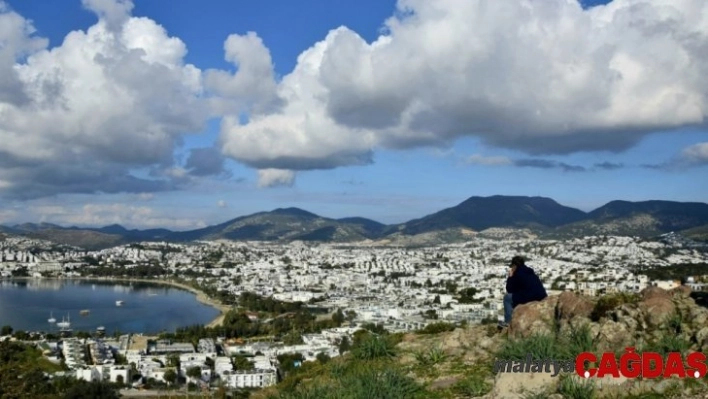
[57, 314, 71, 330]
[48, 312, 56, 324]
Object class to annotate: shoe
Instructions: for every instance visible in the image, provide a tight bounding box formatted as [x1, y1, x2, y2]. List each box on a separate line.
[497, 322, 509, 329]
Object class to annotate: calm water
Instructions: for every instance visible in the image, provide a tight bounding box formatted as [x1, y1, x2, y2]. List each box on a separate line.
[0, 279, 221, 334]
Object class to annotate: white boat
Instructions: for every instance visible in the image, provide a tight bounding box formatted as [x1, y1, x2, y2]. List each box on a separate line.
[116, 300, 124, 306]
[57, 314, 71, 330]
[48, 312, 56, 324]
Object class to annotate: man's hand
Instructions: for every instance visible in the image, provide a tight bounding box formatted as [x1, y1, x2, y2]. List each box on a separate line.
[508, 268, 514, 277]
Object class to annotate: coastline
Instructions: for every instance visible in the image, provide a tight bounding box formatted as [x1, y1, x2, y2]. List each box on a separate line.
[83, 277, 232, 328]
[12, 276, 231, 328]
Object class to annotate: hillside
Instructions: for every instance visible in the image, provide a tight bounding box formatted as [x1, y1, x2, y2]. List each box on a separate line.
[256, 287, 708, 399]
[168, 207, 385, 243]
[391, 196, 588, 235]
[2, 196, 708, 249]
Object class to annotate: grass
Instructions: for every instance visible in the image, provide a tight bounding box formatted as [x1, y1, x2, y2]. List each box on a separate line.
[351, 335, 397, 361]
[557, 374, 595, 399]
[413, 345, 447, 367]
[496, 321, 595, 361]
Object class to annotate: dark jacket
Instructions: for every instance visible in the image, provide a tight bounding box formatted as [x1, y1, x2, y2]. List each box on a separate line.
[506, 264, 548, 307]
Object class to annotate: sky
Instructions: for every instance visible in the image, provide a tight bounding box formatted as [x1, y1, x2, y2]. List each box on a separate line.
[0, 0, 707, 230]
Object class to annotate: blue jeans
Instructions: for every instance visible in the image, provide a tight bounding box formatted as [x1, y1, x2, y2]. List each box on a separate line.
[503, 293, 513, 323]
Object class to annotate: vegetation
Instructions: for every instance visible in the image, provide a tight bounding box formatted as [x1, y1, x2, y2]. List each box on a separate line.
[0, 340, 120, 399]
[497, 322, 595, 361]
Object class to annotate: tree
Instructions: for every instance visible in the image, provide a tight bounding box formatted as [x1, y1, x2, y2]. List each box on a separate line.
[338, 336, 351, 355]
[0, 325, 12, 336]
[64, 381, 120, 399]
[232, 355, 255, 371]
[186, 366, 202, 381]
[166, 353, 180, 368]
[163, 369, 177, 385]
[331, 309, 345, 325]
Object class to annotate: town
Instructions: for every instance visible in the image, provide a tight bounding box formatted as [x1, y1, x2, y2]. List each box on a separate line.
[1, 232, 707, 395]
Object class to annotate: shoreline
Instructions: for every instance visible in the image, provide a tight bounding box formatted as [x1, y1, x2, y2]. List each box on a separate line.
[79, 277, 232, 328]
[11, 276, 231, 328]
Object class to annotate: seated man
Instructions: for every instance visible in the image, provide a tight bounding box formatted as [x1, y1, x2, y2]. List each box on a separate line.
[500, 256, 548, 328]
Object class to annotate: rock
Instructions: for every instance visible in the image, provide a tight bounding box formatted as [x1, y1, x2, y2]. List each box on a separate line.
[670, 285, 692, 298]
[487, 372, 557, 399]
[689, 306, 708, 328]
[510, 296, 558, 339]
[696, 327, 708, 351]
[556, 291, 594, 320]
[641, 286, 672, 301]
[595, 320, 633, 353]
[639, 296, 675, 328]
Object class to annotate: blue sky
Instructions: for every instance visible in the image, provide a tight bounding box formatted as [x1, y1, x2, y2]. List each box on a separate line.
[0, 0, 706, 229]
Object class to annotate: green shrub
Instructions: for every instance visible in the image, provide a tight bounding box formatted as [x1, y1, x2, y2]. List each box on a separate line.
[416, 322, 456, 335]
[352, 335, 397, 360]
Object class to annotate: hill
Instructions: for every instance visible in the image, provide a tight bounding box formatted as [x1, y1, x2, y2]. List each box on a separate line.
[2, 196, 708, 249]
[167, 207, 385, 243]
[391, 196, 588, 235]
[256, 287, 708, 399]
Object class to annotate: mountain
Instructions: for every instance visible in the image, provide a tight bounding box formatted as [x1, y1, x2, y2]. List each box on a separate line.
[391, 196, 588, 235]
[167, 207, 385, 243]
[3, 197, 708, 249]
[552, 200, 708, 238]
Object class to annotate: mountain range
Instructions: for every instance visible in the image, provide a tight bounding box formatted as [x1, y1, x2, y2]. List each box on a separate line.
[2, 196, 708, 249]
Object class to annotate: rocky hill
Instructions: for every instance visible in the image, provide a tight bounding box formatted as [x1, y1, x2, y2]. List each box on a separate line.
[3, 197, 708, 249]
[255, 286, 708, 399]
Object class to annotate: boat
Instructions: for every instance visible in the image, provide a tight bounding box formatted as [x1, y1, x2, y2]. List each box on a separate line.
[116, 300, 124, 306]
[48, 312, 56, 324]
[80, 309, 90, 316]
[57, 314, 71, 330]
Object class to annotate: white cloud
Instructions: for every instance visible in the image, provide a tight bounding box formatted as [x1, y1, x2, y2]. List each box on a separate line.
[220, 0, 708, 172]
[205, 32, 281, 114]
[0, 1, 208, 198]
[217, 200, 228, 208]
[680, 142, 708, 165]
[257, 169, 296, 188]
[466, 154, 513, 166]
[30, 202, 207, 230]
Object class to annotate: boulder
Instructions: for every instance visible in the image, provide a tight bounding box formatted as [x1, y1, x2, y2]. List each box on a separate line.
[638, 296, 675, 328]
[556, 291, 594, 320]
[640, 286, 672, 302]
[669, 285, 692, 298]
[594, 320, 633, 353]
[509, 296, 558, 338]
[696, 327, 708, 351]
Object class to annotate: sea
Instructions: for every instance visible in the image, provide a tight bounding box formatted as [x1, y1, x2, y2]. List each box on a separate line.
[0, 279, 221, 335]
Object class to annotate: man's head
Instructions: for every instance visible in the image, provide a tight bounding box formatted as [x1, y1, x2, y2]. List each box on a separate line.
[510, 256, 525, 269]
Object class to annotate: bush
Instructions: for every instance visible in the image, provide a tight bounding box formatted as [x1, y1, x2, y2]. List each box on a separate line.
[352, 335, 397, 361]
[497, 322, 596, 361]
[416, 322, 456, 335]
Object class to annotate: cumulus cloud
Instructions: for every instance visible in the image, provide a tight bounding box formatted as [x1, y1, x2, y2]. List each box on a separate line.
[257, 169, 296, 188]
[205, 32, 281, 114]
[219, 0, 708, 172]
[0, 0, 208, 198]
[680, 142, 708, 166]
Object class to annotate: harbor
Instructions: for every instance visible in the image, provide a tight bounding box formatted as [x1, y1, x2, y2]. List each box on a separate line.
[0, 279, 220, 335]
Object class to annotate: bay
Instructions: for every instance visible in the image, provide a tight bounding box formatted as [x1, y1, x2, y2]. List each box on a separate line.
[0, 279, 221, 335]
